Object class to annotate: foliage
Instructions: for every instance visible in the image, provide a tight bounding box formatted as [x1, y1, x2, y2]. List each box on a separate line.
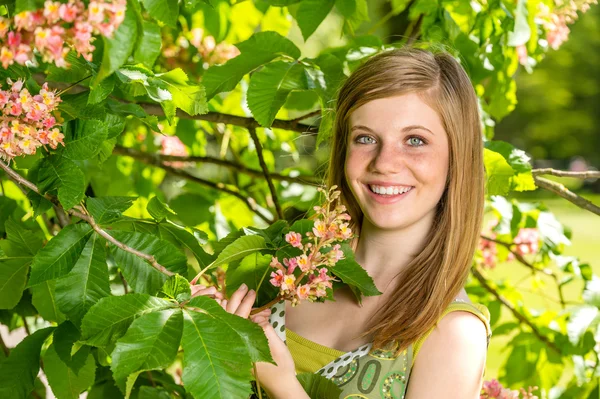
[0, 0, 598, 398]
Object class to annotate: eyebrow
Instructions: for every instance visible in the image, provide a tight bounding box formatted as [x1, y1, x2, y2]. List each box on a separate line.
[350, 124, 435, 136]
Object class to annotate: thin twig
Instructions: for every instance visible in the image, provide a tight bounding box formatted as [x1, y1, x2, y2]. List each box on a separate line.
[250, 295, 283, 316]
[471, 267, 561, 354]
[146, 371, 156, 388]
[21, 314, 31, 336]
[406, 14, 424, 46]
[119, 272, 129, 294]
[248, 127, 284, 220]
[254, 363, 263, 399]
[139, 102, 319, 135]
[534, 176, 600, 216]
[0, 160, 175, 278]
[56, 75, 92, 96]
[288, 109, 321, 125]
[532, 169, 600, 179]
[480, 235, 566, 309]
[53, 204, 71, 227]
[113, 145, 320, 186]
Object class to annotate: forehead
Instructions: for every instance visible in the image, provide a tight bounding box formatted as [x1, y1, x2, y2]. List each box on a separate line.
[349, 93, 445, 134]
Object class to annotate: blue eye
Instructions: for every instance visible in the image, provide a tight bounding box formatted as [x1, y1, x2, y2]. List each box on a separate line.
[407, 137, 425, 147]
[356, 135, 376, 144]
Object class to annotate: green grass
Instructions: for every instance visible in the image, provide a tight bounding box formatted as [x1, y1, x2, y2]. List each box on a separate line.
[481, 193, 600, 384]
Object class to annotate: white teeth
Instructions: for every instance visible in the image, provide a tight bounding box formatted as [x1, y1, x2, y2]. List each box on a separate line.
[368, 185, 412, 195]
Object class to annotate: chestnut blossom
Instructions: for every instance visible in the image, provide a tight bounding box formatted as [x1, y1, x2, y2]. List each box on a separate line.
[480, 379, 538, 399]
[0, 79, 63, 160]
[269, 185, 354, 306]
[0, 0, 127, 69]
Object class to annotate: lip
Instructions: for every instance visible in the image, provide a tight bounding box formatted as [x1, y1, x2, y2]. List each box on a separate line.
[366, 180, 412, 187]
[363, 183, 414, 204]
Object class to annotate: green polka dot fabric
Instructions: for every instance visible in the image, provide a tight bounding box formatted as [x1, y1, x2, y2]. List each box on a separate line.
[269, 301, 412, 399]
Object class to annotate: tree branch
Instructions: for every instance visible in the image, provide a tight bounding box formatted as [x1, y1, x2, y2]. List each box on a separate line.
[248, 127, 284, 220]
[113, 145, 321, 186]
[471, 267, 561, 354]
[0, 160, 175, 277]
[481, 234, 566, 309]
[532, 169, 600, 179]
[139, 102, 319, 135]
[534, 176, 600, 216]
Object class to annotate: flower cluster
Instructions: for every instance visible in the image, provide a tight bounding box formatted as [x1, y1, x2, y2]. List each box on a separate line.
[161, 28, 239, 77]
[481, 379, 538, 399]
[537, 0, 597, 51]
[0, 79, 63, 160]
[269, 186, 354, 306]
[0, 0, 127, 69]
[477, 222, 540, 269]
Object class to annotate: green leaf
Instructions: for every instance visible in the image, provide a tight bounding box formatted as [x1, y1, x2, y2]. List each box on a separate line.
[88, 75, 115, 105]
[87, 196, 136, 225]
[53, 321, 90, 373]
[0, 327, 54, 399]
[297, 372, 342, 398]
[81, 293, 175, 347]
[37, 155, 86, 210]
[104, 113, 127, 139]
[28, 223, 94, 286]
[55, 234, 111, 326]
[0, 197, 18, 234]
[290, 219, 314, 236]
[31, 280, 65, 323]
[59, 92, 107, 121]
[63, 119, 109, 160]
[108, 230, 188, 295]
[0, 220, 41, 309]
[133, 20, 162, 67]
[484, 148, 515, 196]
[296, 0, 336, 41]
[15, 0, 43, 14]
[181, 296, 272, 399]
[137, 386, 172, 399]
[247, 61, 309, 127]
[332, 245, 381, 298]
[147, 196, 176, 222]
[157, 223, 214, 269]
[226, 253, 278, 307]
[43, 343, 96, 399]
[112, 308, 183, 390]
[156, 69, 208, 116]
[203, 31, 301, 99]
[27, 191, 53, 218]
[46, 51, 93, 83]
[92, 6, 138, 87]
[211, 235, 267, 269]
[159, 274, 191, 302]
[142, 0, 179, 28]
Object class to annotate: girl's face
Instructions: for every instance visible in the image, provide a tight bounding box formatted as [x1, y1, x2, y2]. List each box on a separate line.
[344, 93, 450, 233]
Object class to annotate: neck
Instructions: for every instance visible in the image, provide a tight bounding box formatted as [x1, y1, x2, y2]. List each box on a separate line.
[353, 213, 435, 291]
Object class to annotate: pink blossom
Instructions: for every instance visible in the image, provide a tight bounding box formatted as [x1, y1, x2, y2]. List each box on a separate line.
[270, 269, 284, 287]
[285, 231, 303, 249]
[296, 254, 312, 272]
[312, 220, 327, 238]
[296, 284, 310, 300]
[59, 2, 80, 23]
[269, 256, 283, 271]
[283, 257, 298, 274]
[281, 274, 296, 292]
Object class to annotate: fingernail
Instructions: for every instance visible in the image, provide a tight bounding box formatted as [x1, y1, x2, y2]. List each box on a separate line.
[240, 283, 248, 291]
[248, 289, 255, 295]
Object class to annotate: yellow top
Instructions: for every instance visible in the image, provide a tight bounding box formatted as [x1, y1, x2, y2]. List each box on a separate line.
[287, 301, 491, 374]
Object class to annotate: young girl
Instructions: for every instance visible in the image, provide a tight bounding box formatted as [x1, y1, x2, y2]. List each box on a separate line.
[195, 47, 491, 398]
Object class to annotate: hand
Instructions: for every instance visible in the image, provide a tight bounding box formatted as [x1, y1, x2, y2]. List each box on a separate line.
[216, 284, 301, 398]
[190, 284, 225, 302]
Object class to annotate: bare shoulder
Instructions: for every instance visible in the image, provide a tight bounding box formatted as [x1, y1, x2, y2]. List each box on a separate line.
[406, 311, 488, 399]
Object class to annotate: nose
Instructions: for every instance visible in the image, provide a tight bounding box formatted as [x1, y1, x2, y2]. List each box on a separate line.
[369, 140, 402, 174]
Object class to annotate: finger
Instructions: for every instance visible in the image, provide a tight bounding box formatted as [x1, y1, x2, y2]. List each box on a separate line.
[226, 284, 248, 314]
[234, 290, 256, 318]
[220, 299, 228, 311]
[191, 286, 217, 298]
[249, 309, 271, 324]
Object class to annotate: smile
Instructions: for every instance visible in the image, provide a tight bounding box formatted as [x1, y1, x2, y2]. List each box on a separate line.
[368, 184, 413, 196]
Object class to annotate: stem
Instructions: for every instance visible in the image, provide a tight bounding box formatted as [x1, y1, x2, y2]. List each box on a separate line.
[250, 296, 283, 316]
[56, 75, 92, 96]
[248, 127, 284, 220]
[532, 169, 600, 179]
[21, 314, 31, 336]
[146, 371, 156, 388]
[113, 145, 320, 186]
[534, 176, 600, 216]
[471, 267, 561, 354]
[254, 363, 263, 399]
[119, 272, 129, 294]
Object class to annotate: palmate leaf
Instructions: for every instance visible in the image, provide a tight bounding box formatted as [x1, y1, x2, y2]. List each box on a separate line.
[296, 0, 336, 41]
[181, 296, 272, 399]
[28, 223, 93, 286]
[43, 343, 96, 399]
[87, 196, 137, 225]
[62, 119, 109, 161]
[0, 327, 55, 399]
[92, 4, 138, 87]
[0, 219, 43, 309]
[108, 230, 188, 295]
[157, 223, 214, 268]
[36, 155, 86, 210]
[80, 293, 175, 347]
[31, 280, 65, 323]
[332, 245, 381, 300]
[142, 0, 179, 28]
[156, 69, 208, 116]
[226, 253, 279, 307]
[53, 321, 91, 374]
[55, 234, 111, 326]
[159, 274, 191, 302]
[111, 308, 183, 390]
[247, 60, 310, 127]
[211, 235, 268, 269]
[147, 196, 177, 222]
[203, 31, 301, 99]
[133, 20, 162, 67]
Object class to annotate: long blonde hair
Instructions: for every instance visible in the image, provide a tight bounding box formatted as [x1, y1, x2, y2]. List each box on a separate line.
[325, 47, 485, 352]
